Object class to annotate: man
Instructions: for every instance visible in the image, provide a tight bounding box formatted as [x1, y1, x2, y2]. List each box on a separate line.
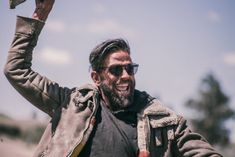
[4, 0, 222, 157]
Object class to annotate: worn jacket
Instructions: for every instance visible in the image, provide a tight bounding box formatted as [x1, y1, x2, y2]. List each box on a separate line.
[4, 16, 222, 157]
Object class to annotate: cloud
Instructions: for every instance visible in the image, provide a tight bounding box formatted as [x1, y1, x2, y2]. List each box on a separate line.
[207, 11, 221, 23]
[223, 53, 235, 66]
[44, 17, 138, 39]
[87, 19, 137, 38]
[37, 47, 72, 66]
[45, 20, 66, 32]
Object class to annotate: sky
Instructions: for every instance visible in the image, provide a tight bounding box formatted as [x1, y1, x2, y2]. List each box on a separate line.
[1, 0, 235, 140]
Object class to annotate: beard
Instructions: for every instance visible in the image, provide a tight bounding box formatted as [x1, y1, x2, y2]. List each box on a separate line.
[100, 81, 135, 111]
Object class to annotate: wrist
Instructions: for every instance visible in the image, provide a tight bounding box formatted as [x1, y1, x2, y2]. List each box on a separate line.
[32, 4, 53, 21]
[32, 12, 48, 21]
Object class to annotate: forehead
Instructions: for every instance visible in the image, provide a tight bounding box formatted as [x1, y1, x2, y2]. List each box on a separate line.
[103, 51, 132, 66]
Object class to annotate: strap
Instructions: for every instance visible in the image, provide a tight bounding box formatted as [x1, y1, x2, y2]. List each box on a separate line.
[137, 114, 150, 156]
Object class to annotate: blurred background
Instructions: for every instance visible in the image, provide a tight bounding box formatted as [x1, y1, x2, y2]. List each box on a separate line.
[0, 0, 235, 156]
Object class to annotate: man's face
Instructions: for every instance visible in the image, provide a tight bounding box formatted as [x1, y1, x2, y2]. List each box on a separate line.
[98, 50, 136, 110]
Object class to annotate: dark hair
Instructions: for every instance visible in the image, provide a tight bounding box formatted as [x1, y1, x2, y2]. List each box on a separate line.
[89, 38, 130, 72]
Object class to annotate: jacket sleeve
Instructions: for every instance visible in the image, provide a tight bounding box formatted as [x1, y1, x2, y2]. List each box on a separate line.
[173, 117, 223, 157]
[4, 16, 71, 117]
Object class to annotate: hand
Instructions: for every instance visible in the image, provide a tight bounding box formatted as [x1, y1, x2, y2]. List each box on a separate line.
[32, 0, 55, 21]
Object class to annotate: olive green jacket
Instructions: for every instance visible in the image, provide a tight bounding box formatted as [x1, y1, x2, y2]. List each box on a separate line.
[4, 16, 222, 157]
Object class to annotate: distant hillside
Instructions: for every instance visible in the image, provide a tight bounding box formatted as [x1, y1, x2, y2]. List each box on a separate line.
[0, 113, 47, 144]
[0, 113, 47, 157]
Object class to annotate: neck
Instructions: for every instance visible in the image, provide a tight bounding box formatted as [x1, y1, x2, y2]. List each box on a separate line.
[99, 88, 112, 109]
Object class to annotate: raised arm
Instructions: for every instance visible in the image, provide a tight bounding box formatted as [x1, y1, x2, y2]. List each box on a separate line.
[4, 0, 71, 117]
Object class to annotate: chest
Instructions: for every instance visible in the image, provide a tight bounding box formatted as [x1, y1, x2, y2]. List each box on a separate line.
[78, 105, 138, 157]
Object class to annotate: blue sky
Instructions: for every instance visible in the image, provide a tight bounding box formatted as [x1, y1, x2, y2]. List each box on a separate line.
[1, 0, 235, 140]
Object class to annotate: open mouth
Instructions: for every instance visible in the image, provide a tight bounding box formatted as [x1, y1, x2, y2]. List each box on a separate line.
[116, 83, 129, 91]
[115, 83, 130, 94]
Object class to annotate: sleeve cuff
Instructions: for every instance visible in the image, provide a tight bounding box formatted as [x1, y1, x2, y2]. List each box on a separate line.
[15, 16, 45, 36]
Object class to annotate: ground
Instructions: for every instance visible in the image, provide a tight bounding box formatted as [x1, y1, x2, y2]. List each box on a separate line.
[0, 135, 36, 157]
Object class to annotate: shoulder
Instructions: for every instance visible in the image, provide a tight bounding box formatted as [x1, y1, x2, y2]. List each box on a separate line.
[70, 83, 99, 103]
[137, 91, 182, 128]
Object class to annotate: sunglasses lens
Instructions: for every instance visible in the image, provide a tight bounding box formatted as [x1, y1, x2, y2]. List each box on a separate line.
[126, 64, 134, 75]
[108, 64, 138, 76]
[109, 65, 123, 76]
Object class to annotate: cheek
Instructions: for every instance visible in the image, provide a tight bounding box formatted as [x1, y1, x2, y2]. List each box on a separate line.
[101, 73, 117, 85]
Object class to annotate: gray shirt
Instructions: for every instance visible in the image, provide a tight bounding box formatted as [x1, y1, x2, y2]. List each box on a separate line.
[79, 101, 138, 157]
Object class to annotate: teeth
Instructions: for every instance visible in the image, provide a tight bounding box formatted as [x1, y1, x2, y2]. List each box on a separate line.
[116, 84, 128, 91]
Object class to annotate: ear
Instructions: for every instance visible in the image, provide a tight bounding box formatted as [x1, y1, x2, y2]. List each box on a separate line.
[91, 71, 101, 86]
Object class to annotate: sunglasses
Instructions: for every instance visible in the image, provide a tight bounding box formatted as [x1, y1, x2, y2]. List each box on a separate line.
[101, 63, 139, 77]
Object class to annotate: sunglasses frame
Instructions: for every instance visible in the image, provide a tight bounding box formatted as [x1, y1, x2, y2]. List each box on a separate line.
[100, 63, 139, 77]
